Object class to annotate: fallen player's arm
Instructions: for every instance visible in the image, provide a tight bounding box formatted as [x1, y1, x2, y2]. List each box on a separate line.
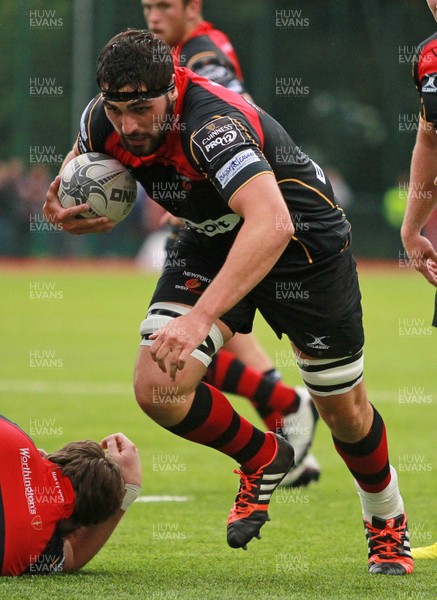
[63, 511, 124, 572]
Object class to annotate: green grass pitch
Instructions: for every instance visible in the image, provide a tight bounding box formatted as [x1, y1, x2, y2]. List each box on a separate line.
[0, 261, 435, 599]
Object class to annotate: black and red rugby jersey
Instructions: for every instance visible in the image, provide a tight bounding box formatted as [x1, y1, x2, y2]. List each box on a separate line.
[0, 416, 75, 576]
[173, 21, 246, 94]
[413, 31, 437, 126]
[77, 67, 349, 266]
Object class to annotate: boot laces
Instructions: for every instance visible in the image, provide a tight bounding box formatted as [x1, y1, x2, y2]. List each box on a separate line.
[231, 468, 262, 516]
[367, 520, 406, 559]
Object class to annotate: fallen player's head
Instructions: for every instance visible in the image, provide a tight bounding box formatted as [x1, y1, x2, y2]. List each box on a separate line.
[48, 440, 124, 535]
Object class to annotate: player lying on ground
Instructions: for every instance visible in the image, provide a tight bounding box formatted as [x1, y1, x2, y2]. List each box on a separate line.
[0, 416, 141, 576]
[142, 0, 320, 487]
[44, 30, 413, 575]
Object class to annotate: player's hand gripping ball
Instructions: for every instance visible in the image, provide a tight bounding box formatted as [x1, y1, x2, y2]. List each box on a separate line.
[59, 152, 137, 223]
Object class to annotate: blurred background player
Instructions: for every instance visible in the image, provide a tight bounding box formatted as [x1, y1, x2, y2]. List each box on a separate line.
[401, 0, 437, 560]
[141, 0, 320, 486]
[0, 416, 141, 576]
[402, 0, 437, 305]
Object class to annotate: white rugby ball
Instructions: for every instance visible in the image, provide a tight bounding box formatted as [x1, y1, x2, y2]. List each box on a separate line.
[59, 152, 137, 223]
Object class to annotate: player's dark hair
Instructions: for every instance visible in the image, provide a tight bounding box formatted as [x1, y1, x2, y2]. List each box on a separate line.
[48, 440, 124, 536]
[96, 29, 174, 93]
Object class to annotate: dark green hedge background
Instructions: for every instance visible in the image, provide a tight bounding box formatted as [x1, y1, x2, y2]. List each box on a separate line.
[1, 0, 434, 257]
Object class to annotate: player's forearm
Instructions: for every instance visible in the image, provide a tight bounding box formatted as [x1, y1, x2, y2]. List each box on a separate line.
[402, 175, 437, 240]
[401, 123, 437, 242]
[191, 214, 292, 325]
[64, 510, 124, 571]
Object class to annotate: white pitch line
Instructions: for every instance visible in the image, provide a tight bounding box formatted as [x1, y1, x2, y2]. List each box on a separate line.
[136, 496, 191, 503]
[0, 379, 132, 396]
[0, 378, 402, 402]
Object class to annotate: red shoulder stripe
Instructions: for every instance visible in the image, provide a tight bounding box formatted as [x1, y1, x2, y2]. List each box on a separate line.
[418, 36, 437, 81]
[184, 68, 264, 146]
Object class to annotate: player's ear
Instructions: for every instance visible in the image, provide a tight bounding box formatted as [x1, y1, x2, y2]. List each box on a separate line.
[169, 74, 178, 102]
[186, 0, 202, 18]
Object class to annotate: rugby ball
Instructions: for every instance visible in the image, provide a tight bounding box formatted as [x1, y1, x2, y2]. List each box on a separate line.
[59, 152, 137, 222]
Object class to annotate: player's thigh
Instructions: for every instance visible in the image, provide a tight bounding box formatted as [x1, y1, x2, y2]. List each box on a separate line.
[254, 247, 364, 359]
[146, 243, 257, 338]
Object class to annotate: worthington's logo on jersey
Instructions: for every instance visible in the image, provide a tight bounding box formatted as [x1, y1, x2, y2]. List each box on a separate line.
[20, 447, 37, 515]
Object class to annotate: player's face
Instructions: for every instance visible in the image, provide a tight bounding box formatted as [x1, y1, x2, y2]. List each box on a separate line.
[427, 0, 437, 21]
[102, 85, 177, 157]
[142, 0, 190, 47]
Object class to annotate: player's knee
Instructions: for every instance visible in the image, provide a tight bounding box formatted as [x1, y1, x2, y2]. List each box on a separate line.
[139, 302, 224, 368]
[134, 369, 194, 415]
[314, 380, 375, 442]
[133, 371, 153, 413]
[317, 393, 368, 435]
[135, 302, 224, 415]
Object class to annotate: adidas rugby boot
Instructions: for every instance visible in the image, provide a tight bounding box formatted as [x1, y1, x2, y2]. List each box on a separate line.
[364, 513, 414, 575]
[227, 432, 294, 550]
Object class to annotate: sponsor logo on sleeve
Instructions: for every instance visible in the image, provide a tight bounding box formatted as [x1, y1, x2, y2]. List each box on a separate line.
[422, 73, 437, 93]
[216, 149, 261, 189]
[195, 64, 229, 81]
[310, 159, 326, 184]
[80, 117, 88, 143]
[77, 137, 88, 154]
[79, 97, 98, 143]
[192, 117, 246, 162]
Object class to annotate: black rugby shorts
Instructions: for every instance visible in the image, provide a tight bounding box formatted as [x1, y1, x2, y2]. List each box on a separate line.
[148, 243, 364, 358]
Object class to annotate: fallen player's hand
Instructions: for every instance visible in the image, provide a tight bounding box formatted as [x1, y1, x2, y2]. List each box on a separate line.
[101, 433, 142, 487]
